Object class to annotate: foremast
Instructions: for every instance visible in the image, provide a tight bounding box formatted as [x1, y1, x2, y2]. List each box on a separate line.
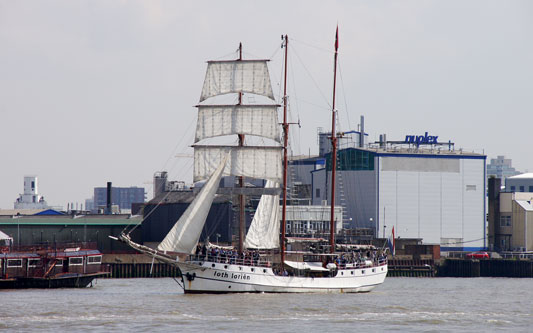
[194, 43, 282, 253]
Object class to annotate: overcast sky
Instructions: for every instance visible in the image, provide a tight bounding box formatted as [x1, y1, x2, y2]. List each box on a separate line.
[1, 0, 532, 209]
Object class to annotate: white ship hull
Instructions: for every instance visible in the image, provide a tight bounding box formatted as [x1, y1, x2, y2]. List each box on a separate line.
[177, 261, 388, 293]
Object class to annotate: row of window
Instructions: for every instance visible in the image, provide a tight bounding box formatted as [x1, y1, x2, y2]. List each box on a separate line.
[287, 221, 330, 234]
[325, 149, 375, 171]
[2, 255, 102, 268]
[509, 185, 533, 192]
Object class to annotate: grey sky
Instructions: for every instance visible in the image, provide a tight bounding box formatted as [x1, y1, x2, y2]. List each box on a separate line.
[1, 0, 531, 209]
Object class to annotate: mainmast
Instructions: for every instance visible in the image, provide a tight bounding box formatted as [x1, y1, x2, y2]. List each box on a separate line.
[280, 35, 289, 271]
[329, 27, 339, 254]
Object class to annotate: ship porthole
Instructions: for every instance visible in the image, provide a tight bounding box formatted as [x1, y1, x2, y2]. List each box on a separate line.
[239, 267, 242, 271]
[212, 264, 215, 268]
[263, 269, 267, 273]
[251, 268, 255, 272]
[228, 285, 231, 289]
[351, 271, 354, 275]
[224, 265, 228, 269]
[341, 272, 344, 275]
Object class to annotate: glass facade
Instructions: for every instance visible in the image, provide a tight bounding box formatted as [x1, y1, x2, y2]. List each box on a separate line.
[326, 148, 375, 171]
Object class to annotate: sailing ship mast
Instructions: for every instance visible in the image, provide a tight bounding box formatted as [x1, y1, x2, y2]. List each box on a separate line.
[237, 42, 245, 254]
[329, 27, 339, 254]
[280, 35, 289, 270]
[155, 42, 283, 255]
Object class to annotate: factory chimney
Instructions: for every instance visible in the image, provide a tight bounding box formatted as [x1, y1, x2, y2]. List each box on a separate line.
[106, 182, 112, 214]
[359, 115, 365, 148]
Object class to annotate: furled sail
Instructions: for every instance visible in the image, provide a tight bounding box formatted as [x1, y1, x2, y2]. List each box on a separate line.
[193, 146, 282, 183]
[200, 60, 274, 102]
[244, 180, 280, 249]
[157, 153, 229, 254]
[195, 105, 280, 143]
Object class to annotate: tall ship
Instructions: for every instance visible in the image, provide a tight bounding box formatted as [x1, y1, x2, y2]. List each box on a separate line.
[118, 30, 388, 293]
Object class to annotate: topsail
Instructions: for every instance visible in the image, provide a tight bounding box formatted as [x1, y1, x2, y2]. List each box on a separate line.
[200, 60, 274, 102]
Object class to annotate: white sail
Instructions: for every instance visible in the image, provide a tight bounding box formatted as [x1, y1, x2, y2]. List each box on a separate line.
[194, 146, 282, 183]
[195, 105, 280, 143]
[157, 153, 229, 254]
[244, 180, 280, 249]
[200, 60, 274, 102]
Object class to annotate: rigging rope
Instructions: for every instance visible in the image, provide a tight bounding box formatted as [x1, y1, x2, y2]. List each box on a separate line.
[337, 59, 352, 130]
[291, 37, 335, 54]
[291, 45, 331, 110]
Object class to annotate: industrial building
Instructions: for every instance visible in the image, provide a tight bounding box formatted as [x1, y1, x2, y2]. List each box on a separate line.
[0, 213, 142, 253]
[505, 173, 533, 193]
[311, 145, 486, 251]
[88, 184, 145, 213]
[486, 155, 520, 186]
[488, 177, 533, 252]
[293, 124, 487, 251]
[14, 176, 49, 209]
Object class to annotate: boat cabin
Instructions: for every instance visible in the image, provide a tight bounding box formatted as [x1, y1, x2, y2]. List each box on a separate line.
[1, 245, 104, 280]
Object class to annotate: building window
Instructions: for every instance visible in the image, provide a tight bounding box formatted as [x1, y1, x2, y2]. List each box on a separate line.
[529, 186, 533, 192]
[520, 186, 525, 192]
[87, 255, 102, 264]
[500, 215, 511, 227]
[28, 259, 41, 267]
[315, 188, 320, 198]
[55, 259, 64, 266]
[7, 259, 23, 267]
[69, 257, 83, 266]
[511, 186, 515, 192]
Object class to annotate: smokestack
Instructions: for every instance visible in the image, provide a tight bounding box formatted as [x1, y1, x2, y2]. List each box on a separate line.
[359, 115, 365, 148]
[106, 182, 112, 214]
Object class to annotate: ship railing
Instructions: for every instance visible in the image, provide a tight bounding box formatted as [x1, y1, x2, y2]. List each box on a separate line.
[335, 256, 387, 269]
[9, 241, 98, 253]
[187, 254, 271, 268]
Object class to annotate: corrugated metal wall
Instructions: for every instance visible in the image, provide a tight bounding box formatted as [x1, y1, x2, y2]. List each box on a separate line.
[378, 156, 485, 249]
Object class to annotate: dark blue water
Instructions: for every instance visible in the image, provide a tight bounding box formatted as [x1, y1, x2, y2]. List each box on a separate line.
[1, 277, 531, 332]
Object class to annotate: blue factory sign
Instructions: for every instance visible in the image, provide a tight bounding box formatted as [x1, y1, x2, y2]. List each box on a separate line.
[405, 132, 439, 145]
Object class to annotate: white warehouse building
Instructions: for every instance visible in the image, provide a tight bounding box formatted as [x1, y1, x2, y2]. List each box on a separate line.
[312, 142, 487, 251]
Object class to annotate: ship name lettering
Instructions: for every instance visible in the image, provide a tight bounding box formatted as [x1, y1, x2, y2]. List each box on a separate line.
[214, 271, 229, 278]
[231, 273, 251, 280]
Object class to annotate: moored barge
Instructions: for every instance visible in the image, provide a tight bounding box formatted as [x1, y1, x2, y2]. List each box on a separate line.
[0, 241, 109, 289]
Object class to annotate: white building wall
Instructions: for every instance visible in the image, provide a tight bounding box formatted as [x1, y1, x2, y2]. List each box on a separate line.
[378, 156, 485, 249]
[396, 172, 418, 239]
[378, 170, 397, 237]
[441, 172, 462, 241]
[419, 172, 441, 243]
[461, 159, 486, 249]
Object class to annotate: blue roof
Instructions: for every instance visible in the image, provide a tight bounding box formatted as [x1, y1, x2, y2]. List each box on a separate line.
[34, 209, 65, 216]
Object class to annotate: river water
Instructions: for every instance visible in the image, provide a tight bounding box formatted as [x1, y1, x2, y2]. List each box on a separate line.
[1, 277, 531, 332]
